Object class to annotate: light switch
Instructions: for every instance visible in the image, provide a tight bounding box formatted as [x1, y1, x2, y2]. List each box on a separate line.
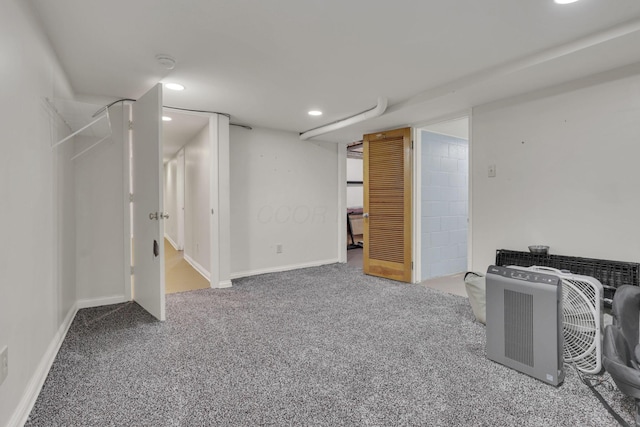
[488, 165, 496, 178]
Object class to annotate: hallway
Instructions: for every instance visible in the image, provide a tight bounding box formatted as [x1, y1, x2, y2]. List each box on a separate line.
[164, 239, 210, 294]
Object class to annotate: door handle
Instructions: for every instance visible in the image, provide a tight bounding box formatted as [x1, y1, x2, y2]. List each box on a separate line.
[149, 212, 169, 220]
[363, 213, 369, 218]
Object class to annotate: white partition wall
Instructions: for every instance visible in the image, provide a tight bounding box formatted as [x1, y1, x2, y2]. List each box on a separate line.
[210, 114, 232, 288]
[183, 125, 212, 279]
[75, 104, 130, 307]
[176, 149, 185, 250]
[164, 157, 179, 248]
[471, 72, 640, 272]
[163, 148, 185, 251]
[0, 1, 77, 425]
[229, 127, 340, 278]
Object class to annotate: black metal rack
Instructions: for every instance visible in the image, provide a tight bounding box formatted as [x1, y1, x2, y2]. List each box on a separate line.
[495, 249, 640, 302]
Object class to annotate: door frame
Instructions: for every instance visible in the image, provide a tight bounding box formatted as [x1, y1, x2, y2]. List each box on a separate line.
[125, 107, 232, 301]
[123, 102, 133, 302]
[412, 110, 473, 282]
[339, 109, 473, 283]
[363, 127, 413, 282]
[161, 108, 232, 289]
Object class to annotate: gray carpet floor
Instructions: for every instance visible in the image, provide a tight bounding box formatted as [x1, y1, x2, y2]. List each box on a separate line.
[26, 263, 634, 426]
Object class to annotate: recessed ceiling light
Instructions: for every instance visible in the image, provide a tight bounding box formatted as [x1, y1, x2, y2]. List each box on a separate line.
[162, 116, 172, 121]
[308, 110, 323, 116]
[165, 83, 185, 91]
[554, 0, 580, 4]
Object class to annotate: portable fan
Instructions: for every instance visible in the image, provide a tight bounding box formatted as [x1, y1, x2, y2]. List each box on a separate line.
[561, 276, 603, 374]
[513, 266, 604, 374]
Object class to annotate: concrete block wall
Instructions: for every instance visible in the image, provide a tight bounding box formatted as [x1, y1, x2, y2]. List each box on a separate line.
[421, 131, 469, 280]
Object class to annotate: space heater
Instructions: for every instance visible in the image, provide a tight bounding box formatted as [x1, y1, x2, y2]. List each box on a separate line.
[486, 265, 565, 386]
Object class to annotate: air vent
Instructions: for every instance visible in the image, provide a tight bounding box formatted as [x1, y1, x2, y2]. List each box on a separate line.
[504, 290, 534, 367]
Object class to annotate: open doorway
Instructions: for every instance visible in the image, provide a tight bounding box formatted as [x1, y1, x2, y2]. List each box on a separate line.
[346, 141, 364, 268]
[162, 111, 211, 294]
[416, 116, 469, 294]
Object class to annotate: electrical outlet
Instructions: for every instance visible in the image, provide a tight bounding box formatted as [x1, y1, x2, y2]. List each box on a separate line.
[0, 346, 8, 385]
[488, 164, 496, 178]
[276, 244, 283, 254]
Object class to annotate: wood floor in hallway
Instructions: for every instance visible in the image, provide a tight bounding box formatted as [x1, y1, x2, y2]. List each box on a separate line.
[165, 239, 210, 294]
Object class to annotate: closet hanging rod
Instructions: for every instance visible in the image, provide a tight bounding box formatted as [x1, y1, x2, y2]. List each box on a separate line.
[51, 110, 110, 150]
[70, 134, 111, 161]
[91, 98, 232, 121]
[90, 98, 251, 130]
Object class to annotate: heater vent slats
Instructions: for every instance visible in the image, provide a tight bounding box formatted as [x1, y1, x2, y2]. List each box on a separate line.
[504, 290, 534, 367]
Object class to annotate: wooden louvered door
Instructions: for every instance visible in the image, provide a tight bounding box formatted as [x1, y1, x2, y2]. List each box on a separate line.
[363, 127, 412, 282]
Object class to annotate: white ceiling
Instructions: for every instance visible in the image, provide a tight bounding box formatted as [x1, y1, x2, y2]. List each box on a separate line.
[162, 110, 209, 163]
[28, 0, 640, 143]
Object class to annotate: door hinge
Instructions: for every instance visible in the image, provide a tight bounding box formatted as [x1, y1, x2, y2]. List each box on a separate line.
[128, 120, 133, 130]
[129, 193, 134, 203]
[411, 140, 414, 149]
[130, 266, 134, 275]
[411, 262, 414, 270]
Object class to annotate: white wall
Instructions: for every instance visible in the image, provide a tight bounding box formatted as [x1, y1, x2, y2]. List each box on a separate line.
[471, 73, 640, 272]
[230, 127, 340, 276]
[184, 126, 211, 276]
[421, 130, 468, 280]
[163, 156, 179, 247]
[346, 158, 363, 208]
[0, 1, 77, 425]
[75, 104, 128, 306]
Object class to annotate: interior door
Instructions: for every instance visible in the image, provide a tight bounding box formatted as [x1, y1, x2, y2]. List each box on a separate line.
[132, 84, 165, 320]
[363, 127, 412, 282]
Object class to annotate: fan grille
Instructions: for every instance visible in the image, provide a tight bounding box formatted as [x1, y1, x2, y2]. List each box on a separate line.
[562, 278, 601, 374]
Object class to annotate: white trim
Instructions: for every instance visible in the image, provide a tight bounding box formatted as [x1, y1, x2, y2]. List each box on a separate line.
[164, 233, 179, 251]
[412, 127, 421, 283]
[123, 104, 133, 301]
[411, 111, 470, 133]
[208, 114, 232, 291]
[209, 115, 221, 288]
[467, 110, 474, 271]
[184, 253, 211, 281]
[77, 295, 129, 309]
[212, 279, 233, 289]
[230, 258, 340, 280]
[8, 303, 77, 427]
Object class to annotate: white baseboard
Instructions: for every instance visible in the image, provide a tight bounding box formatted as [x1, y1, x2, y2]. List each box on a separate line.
[76, 295, 129, 309]
[183, 253, 211, 281]
[211, 279, 233, 289]
[164, 234, 179, 251]
[230, 258, 339, 280]
[8, 302, 77, 427]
